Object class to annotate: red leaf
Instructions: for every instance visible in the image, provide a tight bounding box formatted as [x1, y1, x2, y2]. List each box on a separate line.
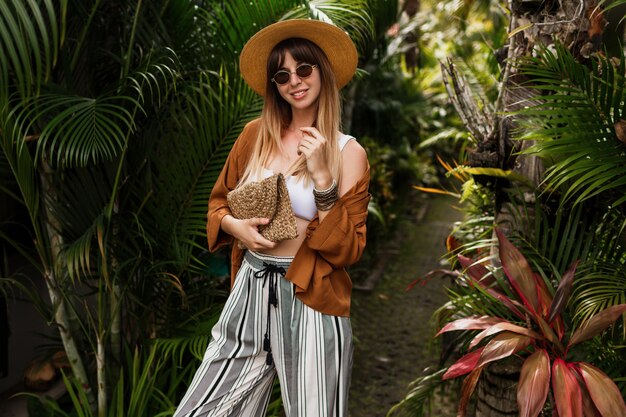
[568, 304, 626, 347]
[552, 359, 583, 417]
[536, 276, 566, 342]
[437, 316, 505, 337]
[553, 315, 565, 341]
[443, 347, 486, 380]
[447, 234, 461, 252]
[535, 315, 566, 355]
[476, 331, 532, 368]
[578, 362, 626, 417]
[548, 261, 578, 323]
[406, 269, 460, 291]
[468, 277, 528, 320]
[572, 370, 602, 417]
[469, 321, 543, 349]
[484, 287, 528, 320]
[517, 349, 550, 417]
[457, 366, 483, 417]
[496, 229, 540, 312]
[534, 273, 553, 318]
[458, 254, 494, 286]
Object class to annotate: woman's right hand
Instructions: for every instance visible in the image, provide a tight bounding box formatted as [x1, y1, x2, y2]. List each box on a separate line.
[220, 215, 277, 251]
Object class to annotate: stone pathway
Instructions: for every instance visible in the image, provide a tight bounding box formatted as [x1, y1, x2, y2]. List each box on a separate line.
[349, 195, 463, 417]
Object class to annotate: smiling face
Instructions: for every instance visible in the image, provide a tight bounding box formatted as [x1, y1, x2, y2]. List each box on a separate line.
[273, 51, 321, 112]
[264, 38, 338, 129]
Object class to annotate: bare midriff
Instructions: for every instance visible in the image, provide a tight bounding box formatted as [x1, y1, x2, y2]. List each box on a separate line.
[260, 216, 310, 257]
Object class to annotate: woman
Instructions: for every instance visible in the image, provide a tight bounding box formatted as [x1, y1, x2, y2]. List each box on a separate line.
[173, 19, 370, 417]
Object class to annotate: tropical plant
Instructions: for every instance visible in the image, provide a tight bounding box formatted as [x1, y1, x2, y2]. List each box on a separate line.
[514, 44, 626, 208]
[1, 0, 400, 415]
[438, 229, 626, 417]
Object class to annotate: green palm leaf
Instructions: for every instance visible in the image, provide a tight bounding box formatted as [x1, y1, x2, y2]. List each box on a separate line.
[283, 0, 374, 53]
[155, 313, 220, 362]
[0, 0, 65, 98]
[144, 68, 262, 270]
[514, 44, 626, 207]
[10, 94, 138, 168]
[196, 0, 307, 68]
[574, 266, 626, 324]
[125, 48, 182, 109]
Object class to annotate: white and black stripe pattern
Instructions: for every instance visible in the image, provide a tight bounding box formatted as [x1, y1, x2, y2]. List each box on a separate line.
[173, 251, 353, 417]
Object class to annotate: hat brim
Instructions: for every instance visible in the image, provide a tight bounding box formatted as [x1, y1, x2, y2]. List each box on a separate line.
[239, 19, 358, 96]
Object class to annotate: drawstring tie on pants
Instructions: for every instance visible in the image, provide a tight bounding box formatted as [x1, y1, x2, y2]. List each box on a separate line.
[254, 262, 286, 366]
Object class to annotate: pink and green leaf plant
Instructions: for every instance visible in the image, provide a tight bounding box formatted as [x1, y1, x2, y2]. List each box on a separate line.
[439, 229, 626, 417]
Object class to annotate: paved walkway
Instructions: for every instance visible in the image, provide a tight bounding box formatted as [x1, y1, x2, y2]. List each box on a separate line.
[349, 195, 463, 417]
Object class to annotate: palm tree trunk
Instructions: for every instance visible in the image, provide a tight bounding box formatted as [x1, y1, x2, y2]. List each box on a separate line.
[40, 162, 96, 409]
[110, 283, 122, 371]
[474, 361, 520, 417]
[97, 334, 106, 417]
[110, 201, 122, 376]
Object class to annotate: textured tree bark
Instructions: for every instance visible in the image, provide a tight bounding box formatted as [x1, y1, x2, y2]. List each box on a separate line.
[474, 361, 520, 417]
[501, 0, 607, 178]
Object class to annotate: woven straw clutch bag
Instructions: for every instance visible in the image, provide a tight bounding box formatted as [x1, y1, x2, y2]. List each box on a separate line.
[227, 173, 298, 245]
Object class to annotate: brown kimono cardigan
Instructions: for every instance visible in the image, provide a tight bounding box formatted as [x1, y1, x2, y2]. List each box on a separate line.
[206, 118, 370, 317]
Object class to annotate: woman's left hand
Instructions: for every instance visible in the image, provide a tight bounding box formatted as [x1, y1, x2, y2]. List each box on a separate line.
[298, 127, 333, 189]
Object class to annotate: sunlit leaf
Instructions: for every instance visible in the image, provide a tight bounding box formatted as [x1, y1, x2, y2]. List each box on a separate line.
[517, 349, 550, 417]
[552, 359, 583, 417]
[578, 362, 626, 417]
[436, 315, 505, 336]
[476, 331, 532, 368]
[413, 185, 457, 196]
[576, 374, 602, 417]
[568, 304, 626, 347]
[469, 321, 543, 349]
[456, 166, 532, 185]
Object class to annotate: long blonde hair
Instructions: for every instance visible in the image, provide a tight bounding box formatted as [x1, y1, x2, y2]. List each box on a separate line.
[240, 38, 343, 186]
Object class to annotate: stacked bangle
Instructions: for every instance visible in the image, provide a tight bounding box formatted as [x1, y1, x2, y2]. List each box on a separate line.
[313, 179, 339, 211]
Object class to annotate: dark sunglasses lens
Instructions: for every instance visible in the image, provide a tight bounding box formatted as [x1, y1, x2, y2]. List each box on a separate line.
[296, 65, 313, 77]
[274, 71, 290, 84]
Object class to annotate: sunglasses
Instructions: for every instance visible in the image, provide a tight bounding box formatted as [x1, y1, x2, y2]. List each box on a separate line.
[271, 64, 317, 85]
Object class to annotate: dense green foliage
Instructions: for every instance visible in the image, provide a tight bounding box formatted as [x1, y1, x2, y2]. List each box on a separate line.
[0, 0, 408, 415]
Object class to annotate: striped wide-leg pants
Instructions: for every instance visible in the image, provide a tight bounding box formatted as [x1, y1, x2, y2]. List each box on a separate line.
[173, 251, 353, 417]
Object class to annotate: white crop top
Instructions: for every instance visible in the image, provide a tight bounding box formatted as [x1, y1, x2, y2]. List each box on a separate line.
[260, 134, 354, 221]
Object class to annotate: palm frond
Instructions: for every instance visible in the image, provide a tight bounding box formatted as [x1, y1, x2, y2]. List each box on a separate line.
[499, 190, 626, 328]
[283, 0, 374, 54]
[0, 0, 65, 98]
[154, 313, 220, 362]
[574, 263, 626, 324]
[124, 47, 182, 109]
[387, 369, 448, 417]
[598, 0, 626, 14]
[0, 104, 49, 266]
[10, 93, 139, 168]
[514, 43, 626, 207]
[196, 0, 307, 69]
[0, 146, 21, 203]
[143, 68, 262, 270]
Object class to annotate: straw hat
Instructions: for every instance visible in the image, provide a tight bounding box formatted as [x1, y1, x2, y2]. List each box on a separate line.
[239, 19, 358, 96]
